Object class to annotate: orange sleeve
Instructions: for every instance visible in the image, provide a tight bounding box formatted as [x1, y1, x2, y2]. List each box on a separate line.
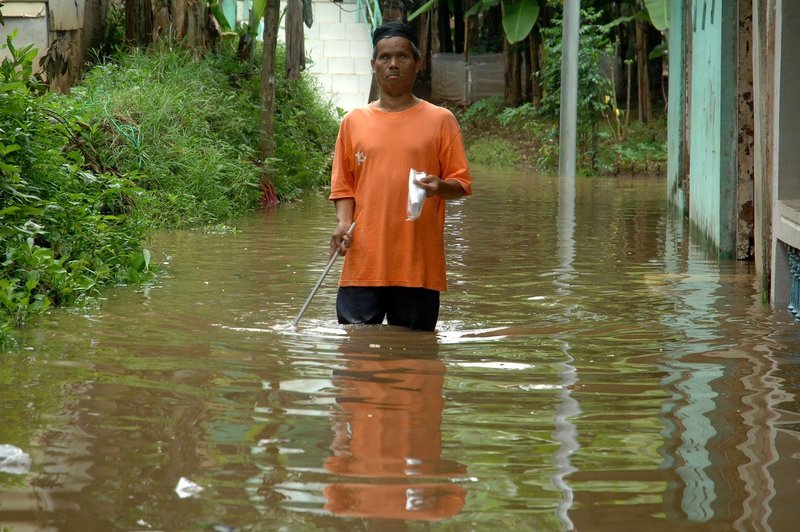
[329, 116, 355, 200]
[440, 113, 472, 196]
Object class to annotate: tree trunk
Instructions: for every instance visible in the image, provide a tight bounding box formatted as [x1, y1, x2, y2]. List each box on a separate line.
[635, 2, 651, 123]
[83, 0, 109, 53]
[125, 0, 137, 44]
[530, 29, 543, 106]
[437, 0, 452, 53]
[125, 0, 154, 45]
[285, 0, 305, 80]
[258, 0, 281, 205]
[522, 36, 531, 102]
[44, 0, 112, 92]
[504, 39, 522, 107]
[453, 0, 464, 53]
[259, 0, 281, 161]
[466, 0, 480, 57]
[418, 11, 431, 76]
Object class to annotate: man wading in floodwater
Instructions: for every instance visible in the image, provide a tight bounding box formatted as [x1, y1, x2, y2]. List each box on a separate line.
[328, 21, 472, 331]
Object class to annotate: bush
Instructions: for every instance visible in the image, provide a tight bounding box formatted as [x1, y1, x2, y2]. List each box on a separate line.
[53, 41, 339, 227]
[467, 137, 519, 167]
[2, 37, 340, 348]
[1, 35, 149, 349]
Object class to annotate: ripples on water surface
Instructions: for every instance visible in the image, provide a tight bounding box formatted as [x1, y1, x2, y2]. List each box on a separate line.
[1, 170, 799, 530]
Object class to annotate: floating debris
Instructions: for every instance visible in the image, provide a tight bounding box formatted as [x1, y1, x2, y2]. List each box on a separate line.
[0, 444, 31, 475]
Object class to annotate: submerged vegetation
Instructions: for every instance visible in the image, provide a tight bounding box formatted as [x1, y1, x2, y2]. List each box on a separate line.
[0, 37, 338, 349]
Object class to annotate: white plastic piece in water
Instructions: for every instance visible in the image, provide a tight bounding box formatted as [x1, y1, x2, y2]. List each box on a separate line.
[407, 168, 427, 221]
[175, 477, 204, 499]
[0, 444, 31, 475]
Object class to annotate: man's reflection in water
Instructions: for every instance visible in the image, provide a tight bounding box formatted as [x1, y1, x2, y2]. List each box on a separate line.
[323, 327, 467, 521]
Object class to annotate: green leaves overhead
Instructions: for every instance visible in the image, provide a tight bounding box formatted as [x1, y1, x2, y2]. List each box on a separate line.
[643, 0, 669, 30]
[209, 1, 232, 31]
[253, 0, 267, 23]
[408, 0, 437, 21]
[465, 0, 500, 18]
[245, 0, 267, 36]
[409, 0, 541, 44]
[503, 0, 540, 44]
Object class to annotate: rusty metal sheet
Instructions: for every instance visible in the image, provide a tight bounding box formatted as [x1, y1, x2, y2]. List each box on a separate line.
[49, 0, 84, 30]
[0, 2, 48, 69]
[1, 2, 47, 18]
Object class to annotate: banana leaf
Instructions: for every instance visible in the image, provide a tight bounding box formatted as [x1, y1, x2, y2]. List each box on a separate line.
[502, 0, 540, 44]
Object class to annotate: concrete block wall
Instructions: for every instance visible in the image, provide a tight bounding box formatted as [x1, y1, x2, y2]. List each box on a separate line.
[233, 0, 372, 112]
[303, 0, 373, 112]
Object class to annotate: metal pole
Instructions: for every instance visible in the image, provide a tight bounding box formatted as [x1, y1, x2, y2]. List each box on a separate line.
[559, 0, 580, 178]
[292, 223, 356, 327]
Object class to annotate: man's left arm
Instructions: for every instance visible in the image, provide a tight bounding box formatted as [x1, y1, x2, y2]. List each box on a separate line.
[413, 175, 468, 199]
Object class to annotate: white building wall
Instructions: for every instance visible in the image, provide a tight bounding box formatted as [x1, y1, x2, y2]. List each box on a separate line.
[300, 0, 373, 113]
[237, 0, 373, 113]
[1, 0, 373, 113]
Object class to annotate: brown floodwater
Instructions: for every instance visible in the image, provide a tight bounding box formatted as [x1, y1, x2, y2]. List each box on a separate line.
[1, 169, 799, 531]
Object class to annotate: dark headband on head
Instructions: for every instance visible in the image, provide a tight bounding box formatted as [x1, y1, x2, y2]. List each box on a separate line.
[372, 21, 417, 48]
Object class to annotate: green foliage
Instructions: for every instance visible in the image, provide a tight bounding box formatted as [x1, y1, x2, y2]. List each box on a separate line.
[459, 100, 666, 175]
[459, 96, 505, 127]
[503, 0, 541, 44]
[269, 46, 340, 198]
[1, 37, 149, 349]
[534, 7, 620, 171]
[467, 136, 519, 167]
[595, 114, 668, 174]
[54, 41, 338, 226]
[498, 103, 538, 129]
[537, 8, 614, 126]
[409, 0, 438, 21]
[2, 37, 338, 348]
[643, 0, 669, 30]
[53, 46, 262, 227]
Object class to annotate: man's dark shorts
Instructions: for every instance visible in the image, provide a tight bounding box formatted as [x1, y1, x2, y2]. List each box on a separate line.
[336, 286, 440, 331]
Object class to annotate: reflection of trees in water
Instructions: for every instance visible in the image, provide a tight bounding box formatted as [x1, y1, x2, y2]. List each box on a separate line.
[10, 348, 232, 530]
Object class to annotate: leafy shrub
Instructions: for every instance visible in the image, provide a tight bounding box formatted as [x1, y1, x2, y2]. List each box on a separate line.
[537, 7, 615, 127]
[460, 96, 504, 128]
[54, 41, 339, 227]
[1, 35, 149, 349]
[498, 103, 539, 129]
[2, 36, 341, 348]
[467, 137, 519, 167]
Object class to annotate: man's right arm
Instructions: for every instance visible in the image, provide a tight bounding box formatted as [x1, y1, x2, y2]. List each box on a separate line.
[330, 198, 355, 257]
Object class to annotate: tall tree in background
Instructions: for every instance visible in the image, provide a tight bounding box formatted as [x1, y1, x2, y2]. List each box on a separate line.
[410, 0, 667, 117]
[125, 0, 216, 49]
[635, 0, 651, 122]
[259, 0, 280, 161]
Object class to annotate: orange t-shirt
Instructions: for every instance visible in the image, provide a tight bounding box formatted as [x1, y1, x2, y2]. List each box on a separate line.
[329, 100, 472, 291]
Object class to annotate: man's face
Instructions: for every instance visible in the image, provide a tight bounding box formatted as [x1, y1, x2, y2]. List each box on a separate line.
[371, 36, 420, 97]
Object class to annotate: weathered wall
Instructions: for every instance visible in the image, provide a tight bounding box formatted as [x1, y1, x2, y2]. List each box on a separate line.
[770, 0, 800, 306]
[753, 0, 775, 294]
[0, 1, 48, 67]
[688, 0, 738, 257]
[667, 0, 688, 214]
[736, 1, 755, 260]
